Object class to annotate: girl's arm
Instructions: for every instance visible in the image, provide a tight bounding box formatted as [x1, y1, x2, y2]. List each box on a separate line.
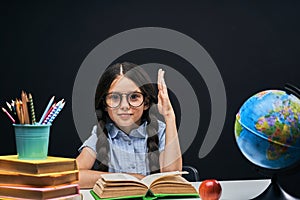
[157, 69, 182, 172]
[76, 147, 106, 188]
[76, 147, 145, 188]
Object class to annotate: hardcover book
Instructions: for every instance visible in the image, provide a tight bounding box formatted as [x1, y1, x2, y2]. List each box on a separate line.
[91, 171, 199, 199]
[0, 183, 80, 199]
[0, 169, 78, 186]
[0, 155, 78, 174]
[0, 155, 80, 199]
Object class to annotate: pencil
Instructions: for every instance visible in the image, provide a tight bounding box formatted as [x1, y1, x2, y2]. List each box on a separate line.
[28, 93, 36, 124]
[2, 107, 15, 123]
[10, 100, 19, 123]
[39, 96, 55, 124]
[46, 101, 65, 124]
[19, 101, 25, 124]
[42, 103, 56, 123]
[21, 91, 30, 124]
[15, 99, 22, 124]
[5, 101, 14, 117]
[6, 102, 12, 112]
[42, 100, 62, 124]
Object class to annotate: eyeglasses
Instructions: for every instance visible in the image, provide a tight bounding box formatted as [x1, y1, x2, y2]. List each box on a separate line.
[104, 92, 144, 108]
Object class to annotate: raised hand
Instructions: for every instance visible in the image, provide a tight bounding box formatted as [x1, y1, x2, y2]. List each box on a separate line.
[157, 69, 175, 119]
[157, 69, 182, 172]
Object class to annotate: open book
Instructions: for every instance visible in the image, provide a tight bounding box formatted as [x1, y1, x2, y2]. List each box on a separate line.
[91, 171, 199, 199]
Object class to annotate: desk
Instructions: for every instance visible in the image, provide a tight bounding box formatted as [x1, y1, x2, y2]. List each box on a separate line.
[80, 179, 271, 200]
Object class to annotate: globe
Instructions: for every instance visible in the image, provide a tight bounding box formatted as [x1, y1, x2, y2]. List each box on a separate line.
[235, 89, 300, 170]
[234, 88, 300, 199]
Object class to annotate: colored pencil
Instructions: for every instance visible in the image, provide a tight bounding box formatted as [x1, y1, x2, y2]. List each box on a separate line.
[42, 103, 56, 123]
[28, 93, 36, 124]
[6, 102, 12, 112]
[38, 96, 55, 124]
[10, 100, 19, 123]
[2, 107, 15, 123]
[46, 101, 65, 124]
[3, 92, 65, 125]
[42, 102, 59, 124]
[42, 99, 64, 124]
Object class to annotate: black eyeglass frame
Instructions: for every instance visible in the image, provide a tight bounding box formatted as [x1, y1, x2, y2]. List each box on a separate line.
[104, 91, 145, 108]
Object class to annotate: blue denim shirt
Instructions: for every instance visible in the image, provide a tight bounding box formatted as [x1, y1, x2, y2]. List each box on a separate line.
[78, 120, 166, 175]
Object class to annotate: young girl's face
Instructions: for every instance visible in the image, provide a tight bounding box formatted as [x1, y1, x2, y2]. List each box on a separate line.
[106, 76, 149, 133]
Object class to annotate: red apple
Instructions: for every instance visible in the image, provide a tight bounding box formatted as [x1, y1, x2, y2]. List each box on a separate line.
[199, 179, 222, 200]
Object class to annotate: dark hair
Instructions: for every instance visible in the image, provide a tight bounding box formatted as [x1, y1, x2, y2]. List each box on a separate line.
[94, 62, 160, 174]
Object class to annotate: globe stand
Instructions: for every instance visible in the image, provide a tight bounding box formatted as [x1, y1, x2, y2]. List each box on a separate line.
[252, 176, 300, 200]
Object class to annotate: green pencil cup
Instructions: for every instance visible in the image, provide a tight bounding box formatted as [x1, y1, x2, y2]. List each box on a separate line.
[13, 124, 51, 160]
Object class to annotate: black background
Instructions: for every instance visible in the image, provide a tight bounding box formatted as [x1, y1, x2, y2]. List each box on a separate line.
[1, 0, 300, 197]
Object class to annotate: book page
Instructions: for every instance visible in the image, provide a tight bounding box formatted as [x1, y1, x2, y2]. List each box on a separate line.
[141, 171, 188, 187]
[100, 173, 141, 183]
[150, 176, 198, 195]
[97, 177, 147, 188]
[150, 176, 191, 187]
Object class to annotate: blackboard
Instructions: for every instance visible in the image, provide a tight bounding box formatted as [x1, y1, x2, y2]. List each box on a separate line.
[1, 1, 300, 197]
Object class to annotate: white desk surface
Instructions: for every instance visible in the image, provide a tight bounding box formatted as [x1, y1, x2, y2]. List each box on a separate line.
[80, 179, 271, 200]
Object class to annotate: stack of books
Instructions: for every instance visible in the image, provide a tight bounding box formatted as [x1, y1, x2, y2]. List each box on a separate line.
[0, 155, 81, 199]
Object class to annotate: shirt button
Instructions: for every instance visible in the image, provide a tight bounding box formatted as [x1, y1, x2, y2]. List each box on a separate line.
[128, 142, 132, 145]
[131, 166, 135, 169]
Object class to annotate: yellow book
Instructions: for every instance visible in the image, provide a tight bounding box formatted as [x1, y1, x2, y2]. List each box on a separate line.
[0, 155, 78, 174]
[0, 170, 78, 186]
[0, 183, 80, 200]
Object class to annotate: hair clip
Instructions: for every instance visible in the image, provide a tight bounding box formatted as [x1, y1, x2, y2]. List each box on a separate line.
[120, 64, 124, 76]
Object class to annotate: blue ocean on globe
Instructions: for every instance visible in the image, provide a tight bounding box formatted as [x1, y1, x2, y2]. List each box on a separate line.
[235, 90, 300, 169]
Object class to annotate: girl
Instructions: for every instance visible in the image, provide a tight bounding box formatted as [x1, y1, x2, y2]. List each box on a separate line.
[76, 62, 182, 188]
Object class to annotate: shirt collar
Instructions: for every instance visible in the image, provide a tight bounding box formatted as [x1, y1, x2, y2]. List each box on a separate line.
[106, 121, 148, 139]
